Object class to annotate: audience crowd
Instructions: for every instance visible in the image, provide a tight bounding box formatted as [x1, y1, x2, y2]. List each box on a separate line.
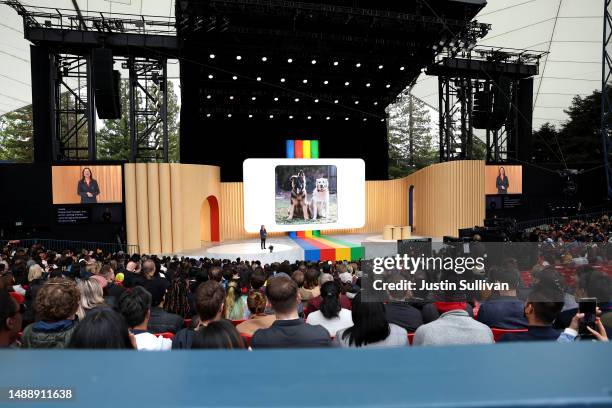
[1, 216, 611, 350]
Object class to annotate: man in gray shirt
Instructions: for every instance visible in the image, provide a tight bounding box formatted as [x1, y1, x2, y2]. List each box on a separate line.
[413, 307, 494, 346]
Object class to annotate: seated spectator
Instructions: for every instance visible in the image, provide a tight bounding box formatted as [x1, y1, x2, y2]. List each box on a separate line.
[142, 259, 170, 298]
[299, 268, 321, 305]
[76, 278, 108, 320]
[164, 266, 191, 318]
[558, 312, 609, 343]
[0, 289, 23, 348]
[555, 270, 611, 330]
[477, 266, 527, 329]
[23, 264, 44, 325]
[117, 286, 171, 351]
[306, 281, 353, 336]
[224, 280, 249, 320]
[251, 276, 331, 348]
[499, 281, 564, 342]
[307, 273, 352, 312]
[335, 293, 407, 348]
[22, 278, 80, 349]
[69, 308, 134, 349]
[172, 280, 225, 349]
[146, 278, 184, 334]
[123, 260, 145, 288]
[236, 292, 276, 336]
[413, 301, 493, 346]
[250, 267, 266, 294]
[99, 264, 124, 306]
[384, 274, 423, 332]
[192, 320, 246, 349]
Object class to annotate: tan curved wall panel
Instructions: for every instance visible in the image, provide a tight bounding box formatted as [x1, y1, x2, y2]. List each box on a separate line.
[159, 164, 173, 254]
[170, 164, 183, 253]
[124, 164, 138, 253]
[147, 164, 162, 255]
[135, 164, 150, 254]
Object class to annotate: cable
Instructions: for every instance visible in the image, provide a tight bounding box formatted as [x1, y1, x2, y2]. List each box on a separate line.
[0, 49, 30, 63]
[536, 76, 600, 82]
[0, 73, 30, 87]
[0, 92, 30, 104]
[477, 0, 539, 18]
[0, 21, 22, 34]
[479, 17, 556, 43]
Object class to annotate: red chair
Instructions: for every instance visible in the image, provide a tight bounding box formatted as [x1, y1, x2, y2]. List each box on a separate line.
[240, 333, 252, 347]
[407, 332, 415, 346]
[491, 328, 527, 342]
[154, 332, 175, 339]
[231, 319, 246, 326]
[183, 318, 192, 328]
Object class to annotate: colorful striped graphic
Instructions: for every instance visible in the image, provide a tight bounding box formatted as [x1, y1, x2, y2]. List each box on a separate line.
[290, 236, 365, 262]
[286, 139, 320, 238]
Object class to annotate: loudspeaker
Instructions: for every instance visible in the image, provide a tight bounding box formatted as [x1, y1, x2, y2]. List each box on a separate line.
[517, 78, 533, 161]
[489, 76, 512, 130]
[91, 48, 121, 119]
[472, 90, 491, 129]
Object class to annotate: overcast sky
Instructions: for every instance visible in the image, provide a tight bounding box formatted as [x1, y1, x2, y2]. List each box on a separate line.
[0, 0, 605, 131]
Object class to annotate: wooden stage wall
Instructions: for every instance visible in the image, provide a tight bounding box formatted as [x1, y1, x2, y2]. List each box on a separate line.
[125, 160, 486, 253]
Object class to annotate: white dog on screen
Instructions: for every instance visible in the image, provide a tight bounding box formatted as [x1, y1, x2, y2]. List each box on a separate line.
[309, 178, 329, 219]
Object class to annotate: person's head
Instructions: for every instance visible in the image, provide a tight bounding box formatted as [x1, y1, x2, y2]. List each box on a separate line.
[76, 278, 105, 319]
[69, 308, 134, 349]
[524, 282, 564, 325]
[81, 167, 93, 180]
[342, 293, 390, 347]
[35, 278, 80, 323]
[584, 271, 611, 303]
[99, 264, 115, 282]
[142, 259, 157, 280]
[117, 286, 152, 328]
[260, 225, 265, 230]
[126, 261, 139, 273]
[319, 281, 341, 319]
[266, 275, 299, 315]
[304, 268, 320, 290]
[0, 290, 22, 346]
[209, 266, 223, 282]
[250, 267, 266, 290]
[194, 280, 225, 324]
[386, 274, 410, 301]
[498, 167, 505, 177]
[490, 266, 520, 292]
[28, 264, 43, 282]
[291, 270, 305, 288]
[191, 320, 245, 349]
[246, 291, 267, 315]
[223, 280, 242, 319]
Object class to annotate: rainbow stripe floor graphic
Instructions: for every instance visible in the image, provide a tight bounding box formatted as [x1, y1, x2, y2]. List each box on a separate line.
[291, 235, 365, 262]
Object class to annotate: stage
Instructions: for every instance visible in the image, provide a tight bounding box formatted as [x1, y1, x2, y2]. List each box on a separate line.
[178, 233, 441, 263]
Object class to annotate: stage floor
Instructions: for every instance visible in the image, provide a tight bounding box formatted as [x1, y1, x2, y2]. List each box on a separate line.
[179, 233, 440, 263]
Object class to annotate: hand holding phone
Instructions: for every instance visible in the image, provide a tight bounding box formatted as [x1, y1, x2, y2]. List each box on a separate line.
[578, 298, 597, 337]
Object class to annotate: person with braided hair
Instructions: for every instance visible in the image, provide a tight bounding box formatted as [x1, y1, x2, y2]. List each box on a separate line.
[306, 281, 352, 336]
[223, 280, 249, 320]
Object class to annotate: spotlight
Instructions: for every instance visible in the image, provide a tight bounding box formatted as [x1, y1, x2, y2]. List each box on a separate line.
[289, 115, 294, 119]
[355, 62, 361, 67]
[323, 80, 329, 85]
[400, 66, 405, 71]
[344, 81, 350, 86]
[354, 101, 359, 104]
[229, 96, 234, 100]
[206, 94, 212, 99]
[314, 99, 319, 103]
[311, 59, 317, 64]
[345, 117, 349, 121]
[334, 99, 339, 104]
[380, 118, 385, 122]
[236, 55, 242, 60]
[307, 115, 312, 119]
[274, 97, 279, 101]
[366, 83, 371, 87]
[206, 113, 211, 117]
[287, 58, 293, 63]
[209, 53, 215, 59]
[303, 79, 308, 84]
[256, 77, 262, 81]
[326, 116, 330, 120]
[280, 78, 286, 83]
[363, 118, 367, 121]
[208, 74, 214, 79]
[385, 84, 391, 88]
[373, 101, 378, 105]
[251, 96, 256, 100]
[333, 61, 339, 66]
[378, 64, 383, 69]
[248, 114, 253, 118]
[227, 113, 232, 117]
[232, 75, 237, 80]
[269, 114, 274, 119]
[294, 98, 300, 102]
[261, 56, 268, 62]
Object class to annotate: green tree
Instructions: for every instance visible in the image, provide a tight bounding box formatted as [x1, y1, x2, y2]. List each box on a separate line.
[0, 105, 34, 162]
[387, 91, 437, 178]
[97, 79, 180, 162]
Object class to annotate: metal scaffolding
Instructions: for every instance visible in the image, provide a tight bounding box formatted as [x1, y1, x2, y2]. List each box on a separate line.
[601, 0, 612, 198]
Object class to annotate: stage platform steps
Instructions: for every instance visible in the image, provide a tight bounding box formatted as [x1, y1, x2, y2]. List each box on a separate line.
[291, 235, 365, 262]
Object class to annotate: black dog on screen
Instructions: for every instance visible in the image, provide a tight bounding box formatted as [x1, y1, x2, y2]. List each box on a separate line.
[288, 170, 310, 220]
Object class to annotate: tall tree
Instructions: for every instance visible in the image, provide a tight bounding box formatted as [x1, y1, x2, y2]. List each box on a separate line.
[0, 105, 34, 162]
[97, 79, 180, 162]
[387, 92, 437, 179]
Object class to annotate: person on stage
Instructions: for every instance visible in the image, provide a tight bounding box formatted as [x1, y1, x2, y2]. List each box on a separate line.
[260, 225, 267, 250]
[77, 167, 100, 204]
[496, 166, 509, 194]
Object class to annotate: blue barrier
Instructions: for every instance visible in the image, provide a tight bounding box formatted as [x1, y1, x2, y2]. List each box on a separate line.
[1, 342, 611, 407]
